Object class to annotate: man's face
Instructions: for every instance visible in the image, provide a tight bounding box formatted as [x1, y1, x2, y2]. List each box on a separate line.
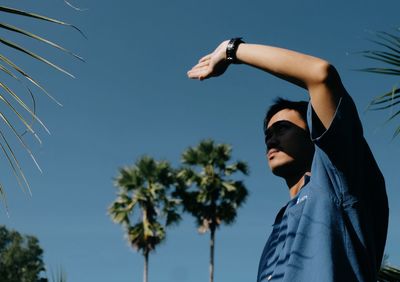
[265, 109, 314, 178]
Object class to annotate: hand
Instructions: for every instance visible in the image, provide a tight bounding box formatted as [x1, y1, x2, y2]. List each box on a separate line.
[187, 41, 230, 80]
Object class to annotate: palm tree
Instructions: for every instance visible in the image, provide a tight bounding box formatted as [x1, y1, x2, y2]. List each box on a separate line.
[361, 29, 400, 137]
[109, 156, 181, 282]
[177, 139, 249, 282]
[0, 4, 83, 202]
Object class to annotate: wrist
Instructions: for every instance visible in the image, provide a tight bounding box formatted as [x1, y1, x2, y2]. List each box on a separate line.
[217, 40, 230, 60]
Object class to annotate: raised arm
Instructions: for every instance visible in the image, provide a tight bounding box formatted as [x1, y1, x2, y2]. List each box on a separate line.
[187, 40, 347, 129]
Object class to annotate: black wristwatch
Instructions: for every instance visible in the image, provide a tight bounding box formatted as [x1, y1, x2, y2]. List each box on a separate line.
[226, 37, 245, 64]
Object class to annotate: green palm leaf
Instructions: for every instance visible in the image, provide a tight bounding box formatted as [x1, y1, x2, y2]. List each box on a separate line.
[0, 23, 84, 61]
[362, 52, 400, 67]
[0, 6, 85, 37]
[64, 0, 88, 12]
[0, 37, 74, 78]
[368, 88, 400, 107]
[0, 111, 42, 172]
[361, 29, 400, 137]
[0, 54, 61, 105]
[0, 4, 83, 202]
[179, 139, 249, 230]
[361, 68, 400, 75]
[378, 265, 400, 281]
[0, 82, 49, 134]
[0, 130, 32, 195]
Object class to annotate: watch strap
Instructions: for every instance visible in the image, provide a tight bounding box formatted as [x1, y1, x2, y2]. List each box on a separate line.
[226, 37, 245, 64]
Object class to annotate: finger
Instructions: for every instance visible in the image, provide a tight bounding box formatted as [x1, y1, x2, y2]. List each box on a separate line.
[187, 70, 203, 79]
[187, 69, 204, 79]
[187, 66, 210, 79]
[187, 63, 209, 75]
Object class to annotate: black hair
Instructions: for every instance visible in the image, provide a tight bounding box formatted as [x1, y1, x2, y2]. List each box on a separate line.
[263, 98, 309, 135]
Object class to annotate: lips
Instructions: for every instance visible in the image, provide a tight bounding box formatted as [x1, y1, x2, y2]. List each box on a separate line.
[267, 148, 279, 159]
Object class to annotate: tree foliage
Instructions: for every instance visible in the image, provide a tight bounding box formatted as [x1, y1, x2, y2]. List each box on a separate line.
[0, 225, 47, 282]
[109, 156, 181, 282]
[177, 139, 249, 233]
[177, 139, 249, 282]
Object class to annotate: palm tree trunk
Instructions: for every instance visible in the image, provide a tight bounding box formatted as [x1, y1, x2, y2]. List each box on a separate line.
[144, 249, 149, 282]
[209, 227, 215, 282]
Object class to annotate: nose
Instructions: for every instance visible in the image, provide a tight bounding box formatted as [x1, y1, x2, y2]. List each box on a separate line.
[265, 134, 279, 151]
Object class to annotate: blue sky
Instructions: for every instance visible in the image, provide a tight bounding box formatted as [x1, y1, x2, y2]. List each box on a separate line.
[0, 0, 399, 281]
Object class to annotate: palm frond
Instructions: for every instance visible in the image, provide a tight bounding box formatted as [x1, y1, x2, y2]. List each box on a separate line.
[368, 88, 400, 107]
[362, 51, 400, 67]
[378, 265, 400, 282]
[0, 131, 32, 195]
[360, 68, 400, 76]
[367, 39, 400, 56]
[64, 0, 88, 12]
[0, 82, 49, 133]
[0, 23, 84, 61]
[370, 100, 400, 111]
[386, 109, 400, 124]
[110, 156, 182, 257]
[0, 6, 86, 38]
[179, 140, 249, 230]
[0, 37, 75, 78]
[0, 111, 42, 172]
[361, 29, 400, 137]
[0, 54, 62, 105]
[375, 31, 400, 50]
[0, 5, 82, 202]
[0, 89, 41, 142]
[393, 126, 400, 139]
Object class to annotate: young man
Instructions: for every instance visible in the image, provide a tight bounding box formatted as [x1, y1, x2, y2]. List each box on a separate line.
[187, 38, 388, 281]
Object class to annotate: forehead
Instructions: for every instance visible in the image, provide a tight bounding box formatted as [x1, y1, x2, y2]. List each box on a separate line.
[267, 109, 307, 129]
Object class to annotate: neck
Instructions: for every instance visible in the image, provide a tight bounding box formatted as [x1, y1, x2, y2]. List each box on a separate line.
[285, 171, 310, 198]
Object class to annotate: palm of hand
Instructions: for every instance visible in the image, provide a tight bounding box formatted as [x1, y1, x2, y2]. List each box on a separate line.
[187, 42, 229, 80]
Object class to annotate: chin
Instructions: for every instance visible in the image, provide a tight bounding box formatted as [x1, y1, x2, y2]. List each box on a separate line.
[271, 165, 291, 178]
[269, 159, 297, 178]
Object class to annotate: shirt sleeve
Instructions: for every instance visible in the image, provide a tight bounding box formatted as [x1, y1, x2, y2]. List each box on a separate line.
[307, 92, 368, 201]
[308, 92, 363, 145]
[307, 93, 388, 277]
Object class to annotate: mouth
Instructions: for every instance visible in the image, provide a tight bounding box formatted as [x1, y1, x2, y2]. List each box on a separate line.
[267, 148, 279, 159]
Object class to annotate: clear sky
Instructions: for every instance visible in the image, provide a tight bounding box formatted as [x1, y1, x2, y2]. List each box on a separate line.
[0, 0, 399, 281]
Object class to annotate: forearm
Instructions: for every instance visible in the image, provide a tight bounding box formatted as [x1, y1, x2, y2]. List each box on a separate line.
[187, 40, 344, 128]
[234, 42, 343, 128]
[235, 43, 331, 90]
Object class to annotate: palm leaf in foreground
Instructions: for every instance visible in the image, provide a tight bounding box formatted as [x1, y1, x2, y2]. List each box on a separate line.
[378, 265, 400, 282]
[0, 5, 83, 202]
[361, 29, 400, 138]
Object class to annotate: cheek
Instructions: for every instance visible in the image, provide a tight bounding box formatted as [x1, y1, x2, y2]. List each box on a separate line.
[281, 131, 311, 152]
[276, 131, 296, 145]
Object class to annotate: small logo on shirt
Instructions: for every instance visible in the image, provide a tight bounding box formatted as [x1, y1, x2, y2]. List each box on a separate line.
[296, 195, 308, 205]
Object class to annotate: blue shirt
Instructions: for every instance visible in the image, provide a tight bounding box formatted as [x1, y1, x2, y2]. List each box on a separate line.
[257, 93, 389, 282]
